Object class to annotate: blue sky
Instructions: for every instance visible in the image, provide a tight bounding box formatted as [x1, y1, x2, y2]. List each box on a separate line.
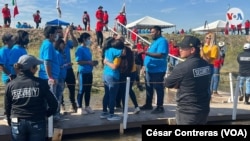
[1, 0, 250, 33]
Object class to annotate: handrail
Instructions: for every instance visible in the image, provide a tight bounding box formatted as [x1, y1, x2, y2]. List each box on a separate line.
[114, 20, 184, 62]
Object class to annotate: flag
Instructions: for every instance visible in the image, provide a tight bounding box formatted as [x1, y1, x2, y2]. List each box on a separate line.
[12, 0, 19, 18]
[120, 3, 126, 14]
[56, 0, 61, 18]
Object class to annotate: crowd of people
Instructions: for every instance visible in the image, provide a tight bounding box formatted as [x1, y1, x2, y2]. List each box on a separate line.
[2, 4, 250, 141]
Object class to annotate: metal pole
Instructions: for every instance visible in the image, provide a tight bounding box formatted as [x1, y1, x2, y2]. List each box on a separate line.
[48, 116, 53, 140]
[122, 77, 130, 130]
[229, 72, 234, 102]
[232, 76, 239, 120]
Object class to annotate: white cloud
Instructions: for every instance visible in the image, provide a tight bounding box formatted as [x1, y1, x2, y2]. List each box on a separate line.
[160, 8, 176, 14]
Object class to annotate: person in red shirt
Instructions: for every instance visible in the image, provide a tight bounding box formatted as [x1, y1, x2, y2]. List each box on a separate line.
[2, 4, 11, 28]
[133, 39, 149, 91]
[103, 10, 109, 31]
[76, 25, 82, 31]
[95, 6, 104, 22]
[96, 20, 104, 48]
[168, 39, 180, 71]
[245, 20, 250, 35]
[237, 23, 242, 35]
[33, 10, 41, 29]
[230, 24, 236, 35]
[82, 11, 90, 31]
[115, 12, 127, 35]
[211, 41, 226, 96]
[131, 27, 138, 45]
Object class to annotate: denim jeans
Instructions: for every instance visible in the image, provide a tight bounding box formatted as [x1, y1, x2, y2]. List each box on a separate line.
[145, 72, 165, 106]
[48, 79, 59, 116]
[211, 67, 220, 92]
[11, 119, 46, 141]
[239, 76, 250, 94]
[103, 75, 120, 114]
[169, 56, 178, 66]
[56, 78, 65, 114]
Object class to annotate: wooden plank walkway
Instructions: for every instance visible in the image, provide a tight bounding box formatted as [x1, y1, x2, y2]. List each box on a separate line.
[1, 100, 250, 141]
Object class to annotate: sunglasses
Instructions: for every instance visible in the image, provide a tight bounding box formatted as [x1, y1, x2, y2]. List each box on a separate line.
[206, 37, 211, 39]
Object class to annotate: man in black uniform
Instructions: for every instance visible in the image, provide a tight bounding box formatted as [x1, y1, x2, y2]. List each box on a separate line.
[237, 43, 250, 105]
[4, 54, 58, 141]
[164, 35, 211, 125]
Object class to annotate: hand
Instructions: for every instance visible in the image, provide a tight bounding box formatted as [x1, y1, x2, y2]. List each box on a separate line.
[48, 78, 56, 85]
[92, 60, 98, 66]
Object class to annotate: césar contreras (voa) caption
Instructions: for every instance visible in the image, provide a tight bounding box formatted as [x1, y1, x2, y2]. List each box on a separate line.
[141, 125, 249, 140]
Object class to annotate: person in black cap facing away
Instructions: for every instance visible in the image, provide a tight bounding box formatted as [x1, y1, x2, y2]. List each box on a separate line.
[164, 35, 211, 125]
[4, 54, 58, 141]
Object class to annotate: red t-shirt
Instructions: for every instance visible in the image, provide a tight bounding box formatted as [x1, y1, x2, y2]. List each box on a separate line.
[169, 42, 179, 56]
[115, 14, 127, 25]
[131, 28, 138, 41]
[2, 7, 10, 18]
[137, 43, 148, 61]
[33, 14, 40, 23]
[103, 13, 109, 23]
[96, 21, 104, 31]
[96, 10, 104, 20]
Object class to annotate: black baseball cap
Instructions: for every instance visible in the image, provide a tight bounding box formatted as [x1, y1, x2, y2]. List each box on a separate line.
[177, 35, 201, 49]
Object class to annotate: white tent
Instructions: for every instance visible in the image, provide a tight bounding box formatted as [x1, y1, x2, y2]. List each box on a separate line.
[192, 20, 227, 32]
[126, 16, 175, 29]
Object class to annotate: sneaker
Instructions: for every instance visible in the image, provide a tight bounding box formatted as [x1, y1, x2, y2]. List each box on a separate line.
[81, 108, 88, 115]
[133, 107, 140, 114]
[107, 114, 121, 121]
[71, 103, 78, 113]
[77, 108, 88, 115]
[85, 106, 95, 114]
[60, 104, 66, 114]
[140, 104, 153, 110]
[151, 106, 165, 114]
[100, 112, 110, 119]
[212, 91, 221, 97]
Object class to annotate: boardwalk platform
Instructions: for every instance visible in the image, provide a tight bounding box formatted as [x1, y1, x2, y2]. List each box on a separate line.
[1, 100, 250, 141]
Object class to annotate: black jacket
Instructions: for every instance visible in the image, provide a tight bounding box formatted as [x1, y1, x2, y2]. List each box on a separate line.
[4, 72, 58, 123]
[237, 50, 250, 76]
[164, 54, 211, 114]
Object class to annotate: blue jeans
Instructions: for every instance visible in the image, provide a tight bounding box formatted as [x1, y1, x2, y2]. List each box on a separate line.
[239, 76, 250, 94]
[169, 56, 178, 66]
[11, 119, 46, 141]
[56, 78, 65, 115]
[145, 72, 165, 107]
[211, 67, 220, 92]
[103, 75, 120, 114]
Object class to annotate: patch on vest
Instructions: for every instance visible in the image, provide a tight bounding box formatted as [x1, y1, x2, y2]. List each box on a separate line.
[240, 57, 250, 61]
[193, 66, 210, 77]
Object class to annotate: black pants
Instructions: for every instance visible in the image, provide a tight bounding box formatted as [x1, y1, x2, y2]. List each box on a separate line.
[83, 22, 87, 30]
[96, 31, 103, 47]
[35, 22, 39, 29]
[62, 68, 76, 104]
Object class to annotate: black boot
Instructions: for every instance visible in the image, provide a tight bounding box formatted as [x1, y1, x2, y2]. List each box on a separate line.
[244, 93, 250, 105]
[239, 87, 244, 101]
